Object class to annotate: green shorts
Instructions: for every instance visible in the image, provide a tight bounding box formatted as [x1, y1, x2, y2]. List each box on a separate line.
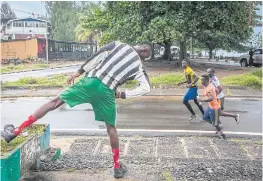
[59, 77, 116, 126]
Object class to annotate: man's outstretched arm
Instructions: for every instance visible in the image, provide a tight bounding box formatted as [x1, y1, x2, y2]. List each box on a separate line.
[116, 71, 151, 99]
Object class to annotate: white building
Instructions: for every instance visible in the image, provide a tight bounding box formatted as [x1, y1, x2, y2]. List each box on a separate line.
[1, 17, 51, 40]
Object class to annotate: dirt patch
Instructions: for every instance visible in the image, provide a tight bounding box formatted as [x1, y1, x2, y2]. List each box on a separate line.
[144, 61, 252, 78]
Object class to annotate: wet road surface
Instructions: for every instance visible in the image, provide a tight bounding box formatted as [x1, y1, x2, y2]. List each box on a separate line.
[1, 97, 261, 133]
[1, 65, 78, 82]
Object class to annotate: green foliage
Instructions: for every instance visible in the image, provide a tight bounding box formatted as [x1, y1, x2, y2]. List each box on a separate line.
[1, 1, 16, 19]
[45, 2, 82, 41]
[76, 3, 107, 44]
[76, 1, 256, 60]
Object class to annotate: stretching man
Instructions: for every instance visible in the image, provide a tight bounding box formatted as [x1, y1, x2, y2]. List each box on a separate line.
[1, 41, 152, 178]
[198, 74, 226, 139]
[177, 60, 204, 121]
[207, 68, 240, 124]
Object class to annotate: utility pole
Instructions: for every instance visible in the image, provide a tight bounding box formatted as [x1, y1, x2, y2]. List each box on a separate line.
[45, 12, 49, 63]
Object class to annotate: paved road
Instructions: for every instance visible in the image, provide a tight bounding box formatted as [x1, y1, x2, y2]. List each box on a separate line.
[191, 59, 241, 67]
[1, 65, 79, 83]
[1, 97, 261, 133]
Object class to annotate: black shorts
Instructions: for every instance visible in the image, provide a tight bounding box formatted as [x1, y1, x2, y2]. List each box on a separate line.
[217, 97, 225, 110]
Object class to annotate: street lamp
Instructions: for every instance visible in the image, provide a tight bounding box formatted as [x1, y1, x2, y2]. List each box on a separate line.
[45, 13, 48, 63]
[41, 2, 49, 63]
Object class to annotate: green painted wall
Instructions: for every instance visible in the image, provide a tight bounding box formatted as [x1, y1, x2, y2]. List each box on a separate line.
[1, 149, 21, 181]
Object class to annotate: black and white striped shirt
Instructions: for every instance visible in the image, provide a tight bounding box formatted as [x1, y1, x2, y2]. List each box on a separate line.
[78, 41, 151, 99]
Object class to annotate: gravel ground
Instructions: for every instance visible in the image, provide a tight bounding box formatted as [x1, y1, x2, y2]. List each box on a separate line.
[18, 136, 262, 181]
[21, 159, 262, 181]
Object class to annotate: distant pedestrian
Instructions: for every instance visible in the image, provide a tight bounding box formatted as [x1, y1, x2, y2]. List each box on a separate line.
[207, 68, 240, 124]
[249, 48, 254, 67]
[198, 74, 226, 139]
[177, 60, 204, 121]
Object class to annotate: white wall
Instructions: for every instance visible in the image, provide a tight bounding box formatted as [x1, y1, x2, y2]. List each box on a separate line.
[5, 21, 48, 35]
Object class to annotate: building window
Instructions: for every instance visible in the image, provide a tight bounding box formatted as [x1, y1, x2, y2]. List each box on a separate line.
[17, 21, 23, 27]
[39, 22, 46, 28]
[36, 22, 39, 28]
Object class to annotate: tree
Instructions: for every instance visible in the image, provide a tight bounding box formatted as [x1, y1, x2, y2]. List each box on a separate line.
[75, 2, 103, 43]
[78, 2, 181, 59]
[77, 1, 258, 60]
[45, 2, 80, 41]
[247, 32, 262, 49]
[1, 1, 16, 19]
[191, 2, 253, 59]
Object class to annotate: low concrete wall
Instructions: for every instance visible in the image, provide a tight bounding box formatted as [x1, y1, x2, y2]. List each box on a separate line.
[1, 124, 50, 181]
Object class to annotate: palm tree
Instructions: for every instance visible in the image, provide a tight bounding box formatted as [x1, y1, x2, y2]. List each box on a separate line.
[74, 2, 102, 43]
[74, 24, 94, 42]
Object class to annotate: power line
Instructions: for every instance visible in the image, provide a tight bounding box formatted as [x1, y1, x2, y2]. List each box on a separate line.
[12, 9, 42, 18]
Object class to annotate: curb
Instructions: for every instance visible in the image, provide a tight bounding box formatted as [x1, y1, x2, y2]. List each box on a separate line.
[50, 130, 263, 139]
[1, 64, 82, 75]
[1, 94, 262, 99]
[1, 85, 252, 90]
[2, 86, 65, 90]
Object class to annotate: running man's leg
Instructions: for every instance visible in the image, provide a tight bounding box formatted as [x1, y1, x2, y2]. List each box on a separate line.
[183, 100, 196, 116]
[183, 88, 196, 116]
[202, 107, 213, 125]
[220, 111, 237, 118]
[213, 108, 226, 139]
[194, 98, 204, 115]
[218, 97, 240, 124]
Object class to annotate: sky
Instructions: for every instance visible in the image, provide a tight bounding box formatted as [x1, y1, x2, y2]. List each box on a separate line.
[8, 1, 47, 17]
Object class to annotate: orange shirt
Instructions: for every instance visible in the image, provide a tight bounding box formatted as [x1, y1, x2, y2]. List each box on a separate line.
[205, 83, 221, 109]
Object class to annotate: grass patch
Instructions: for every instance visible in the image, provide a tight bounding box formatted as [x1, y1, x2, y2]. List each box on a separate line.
[162, 171, 174, 181]
[1, 124, 46, 155]
[221, 69, 262, 90]
[150, 73, 185, 87]
[67, 168, 75, 172]
[2, 69, 262, 90]
[255, 141, 262, 145]
[2, 74, 69, 88]
[1, 64, 49, 73]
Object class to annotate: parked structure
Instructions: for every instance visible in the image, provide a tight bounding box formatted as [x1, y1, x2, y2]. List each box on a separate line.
[1, 18, 51, 40]
[1, 38, 95, 63]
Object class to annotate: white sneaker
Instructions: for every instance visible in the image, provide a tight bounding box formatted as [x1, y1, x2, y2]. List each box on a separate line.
[235, 114, 240, 125]
[189, 115, 198, 121]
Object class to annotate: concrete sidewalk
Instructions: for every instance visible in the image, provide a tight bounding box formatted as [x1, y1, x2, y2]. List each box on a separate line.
[20, 135, 262, 181]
